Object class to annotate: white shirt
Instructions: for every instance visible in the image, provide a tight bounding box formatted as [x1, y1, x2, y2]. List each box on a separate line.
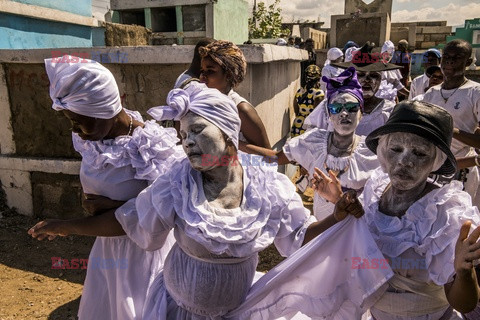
[409, 73, 429, 100]
[423, 80, 480, 157]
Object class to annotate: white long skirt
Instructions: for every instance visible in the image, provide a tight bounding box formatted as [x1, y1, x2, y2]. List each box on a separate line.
[78, 232, 175, 320]
[142, 217, 392, 319]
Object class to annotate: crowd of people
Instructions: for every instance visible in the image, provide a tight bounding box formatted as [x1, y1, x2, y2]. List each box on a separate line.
[26, 37, 480, 320]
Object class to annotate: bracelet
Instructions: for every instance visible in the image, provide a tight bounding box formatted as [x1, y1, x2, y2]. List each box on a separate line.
[475, 155, 480, 167]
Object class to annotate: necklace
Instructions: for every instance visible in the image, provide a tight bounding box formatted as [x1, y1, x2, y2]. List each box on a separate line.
[328, 133, 358, 155]
[127, 114, 133, 136]
[440, 79, 468, 103]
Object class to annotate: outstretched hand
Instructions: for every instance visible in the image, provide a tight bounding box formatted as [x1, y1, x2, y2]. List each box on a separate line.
[455, 221, 480, 276]
[312, 167, 342, 204]
[333, 190, 364, 221]
[28, 220, 70, 241]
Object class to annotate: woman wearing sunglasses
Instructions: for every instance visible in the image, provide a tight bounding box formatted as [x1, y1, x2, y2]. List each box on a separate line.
[241, 67, 380, 220]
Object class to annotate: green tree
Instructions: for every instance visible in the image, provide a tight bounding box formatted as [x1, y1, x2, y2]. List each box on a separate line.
[249, 0, 290, 39]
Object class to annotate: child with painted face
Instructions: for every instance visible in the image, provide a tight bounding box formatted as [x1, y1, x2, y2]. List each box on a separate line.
[317, 100, 480, 319]
[241, 67, 380, 220]
[28, 57, 184, 320]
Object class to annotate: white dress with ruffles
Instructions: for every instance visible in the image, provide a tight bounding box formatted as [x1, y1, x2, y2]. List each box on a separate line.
[283, 128, 380, 220]
[115, 154, 393, 319]
[75, 110, 185, 320]
[361, 168, 480, 320]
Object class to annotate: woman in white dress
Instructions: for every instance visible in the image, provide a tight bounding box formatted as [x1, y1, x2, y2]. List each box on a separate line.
[242, 67, 380, 220]
[29, 57, 183, 319]
[317, 100, 480, 319]
[30, 81, 388, 319]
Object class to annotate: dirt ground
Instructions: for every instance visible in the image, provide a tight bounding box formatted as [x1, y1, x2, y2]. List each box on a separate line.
[0, 181, 312, 320]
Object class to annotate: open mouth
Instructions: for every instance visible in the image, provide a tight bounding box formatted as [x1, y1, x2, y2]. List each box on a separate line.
[340, 119, 352, 124]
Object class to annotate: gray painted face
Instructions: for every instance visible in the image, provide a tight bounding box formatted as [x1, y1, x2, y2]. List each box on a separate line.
[179, 112, 228, 171]
[377, 132, 436, 190]
[328, 92, 362, 136]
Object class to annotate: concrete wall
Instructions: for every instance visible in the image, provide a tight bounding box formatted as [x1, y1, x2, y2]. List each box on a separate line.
[391, 21, 452, 50]
[11, 0, 92, 17]
[331, 12, 390, 48]
[0, 44, 307, 217]
[0, 0, 105, 49]
[213, 0, 248, 44]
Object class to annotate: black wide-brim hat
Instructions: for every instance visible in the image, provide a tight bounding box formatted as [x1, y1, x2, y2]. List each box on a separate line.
[332, 42, 402, 72]
[365, 100, 457, 176]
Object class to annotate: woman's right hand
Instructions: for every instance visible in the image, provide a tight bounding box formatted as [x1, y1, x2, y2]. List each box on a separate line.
[82, 193, 125, 216]
[312, 167, 342, 204]
[28, 220, 71, 241]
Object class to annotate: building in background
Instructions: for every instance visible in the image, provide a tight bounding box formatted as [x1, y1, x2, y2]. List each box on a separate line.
[0, 0, 105, 48]
[111, 0, 249, 45]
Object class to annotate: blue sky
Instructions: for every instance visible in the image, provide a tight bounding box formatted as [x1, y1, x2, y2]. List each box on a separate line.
[248, 0, 480, 28]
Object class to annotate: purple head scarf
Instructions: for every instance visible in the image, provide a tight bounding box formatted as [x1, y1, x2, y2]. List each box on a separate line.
[322, 66, 364, 109]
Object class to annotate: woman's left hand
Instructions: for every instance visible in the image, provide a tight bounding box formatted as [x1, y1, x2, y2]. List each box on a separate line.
[333, 190, 364, 221]
[455, 221, 480, 276]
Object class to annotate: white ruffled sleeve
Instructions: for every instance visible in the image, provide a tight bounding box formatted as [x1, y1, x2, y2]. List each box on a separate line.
[270, 171, 316, 257]
[283, 128, 328, 175]
[115, 171, 177, 251]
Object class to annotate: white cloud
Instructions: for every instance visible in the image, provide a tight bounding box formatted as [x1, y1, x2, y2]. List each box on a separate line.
[392, 3, 480, 26]
[248, 0, 480, 28]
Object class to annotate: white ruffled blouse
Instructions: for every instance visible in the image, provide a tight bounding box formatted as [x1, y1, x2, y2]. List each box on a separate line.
[283, 128, 380, 220]
[73, 110, 185, 200]
[362, 168, 480, 286]
[115, 154, 316, 317]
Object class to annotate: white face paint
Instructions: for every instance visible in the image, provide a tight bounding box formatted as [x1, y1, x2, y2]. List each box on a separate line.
[377, 132, 436, 190]
[179, 112, 229, 171]
[357, 71, 382, 99]
[328, 92, 362, 136]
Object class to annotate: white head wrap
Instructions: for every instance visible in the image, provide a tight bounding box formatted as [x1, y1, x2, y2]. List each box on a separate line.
[325, 47, 343, 66]
[381, 40, 395, 54]
[377, 134, 448, 173]
[344, 46, 359, 63]
[44, 56, 122, 119]
[148, 82, 241, 149]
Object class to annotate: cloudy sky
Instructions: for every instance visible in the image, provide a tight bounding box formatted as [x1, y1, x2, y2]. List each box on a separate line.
[248, 0, 480, 28]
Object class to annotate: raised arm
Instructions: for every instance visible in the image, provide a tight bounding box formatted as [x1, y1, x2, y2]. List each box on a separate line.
[453, 127, 480, 149]
[303, 168, 364, 245]
[444, 221, 480, 313]
[237, 101, 271, 149]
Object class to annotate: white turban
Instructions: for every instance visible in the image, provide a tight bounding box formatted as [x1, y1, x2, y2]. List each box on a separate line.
[44, 56, 122, 119]
[381, 40, 395, 54]
[344, 46, 359, 63]
[325, 47, 343, 66]
[148, 82, 241, 149]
